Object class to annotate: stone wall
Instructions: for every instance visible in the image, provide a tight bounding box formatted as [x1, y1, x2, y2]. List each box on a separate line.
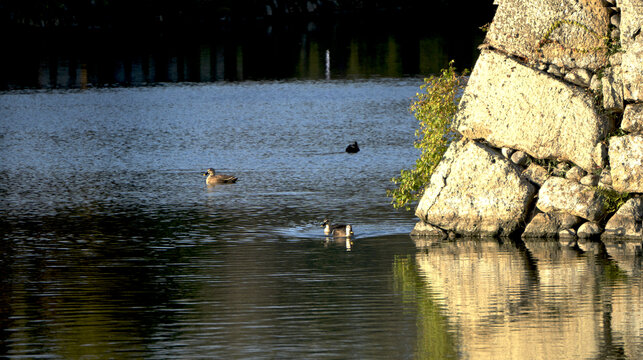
[413, 0, 643, 242]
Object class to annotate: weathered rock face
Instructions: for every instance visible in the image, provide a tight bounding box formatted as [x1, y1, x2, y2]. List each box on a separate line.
[484, 0, 609, 71]
[602, 66, 624, 113]
[415, 139, 536, 237]
[609, 135, 643, 193]
[593, 142, 608, 168]
[603, 198, 643, 239]
[522, 212, 583, 238]
[523, 213, 560, 238]
[410, 221, 446, 237]
[577, 221, 602, 238]
[622, 103, 643, 134]
[536, 177, 605, 221]
[620, 0, 643, 101]
[455, 51, 608, 171]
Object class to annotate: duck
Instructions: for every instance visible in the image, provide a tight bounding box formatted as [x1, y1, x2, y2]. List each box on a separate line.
[321, 218, 354, 237]
[345, 141, 360, 153]
[203, 168, 238, 185]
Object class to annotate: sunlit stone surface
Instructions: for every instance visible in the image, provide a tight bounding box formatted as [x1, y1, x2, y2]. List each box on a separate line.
[484, 0, 609, 71]
[415, 139, 535, 236]
[455, 51, 608, 171]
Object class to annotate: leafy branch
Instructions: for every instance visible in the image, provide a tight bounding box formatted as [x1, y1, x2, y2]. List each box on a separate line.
[387, 61, 468, 210]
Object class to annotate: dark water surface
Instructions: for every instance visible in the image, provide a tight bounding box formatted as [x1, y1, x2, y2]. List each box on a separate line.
[2, 16, 485, 89]
[1, 81, 642, 358]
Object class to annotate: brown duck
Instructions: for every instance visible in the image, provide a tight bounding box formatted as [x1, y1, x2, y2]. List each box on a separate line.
[203, 168, 238, 185]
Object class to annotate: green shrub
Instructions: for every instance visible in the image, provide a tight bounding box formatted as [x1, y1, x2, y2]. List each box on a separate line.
[387, 61, 468, 210]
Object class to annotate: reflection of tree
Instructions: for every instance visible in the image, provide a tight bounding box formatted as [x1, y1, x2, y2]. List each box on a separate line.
[393, 254, 458, 360]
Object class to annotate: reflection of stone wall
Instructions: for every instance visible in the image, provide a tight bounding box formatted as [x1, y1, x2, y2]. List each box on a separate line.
[413, 238, 642, 360]
[414, 0, 643, 243]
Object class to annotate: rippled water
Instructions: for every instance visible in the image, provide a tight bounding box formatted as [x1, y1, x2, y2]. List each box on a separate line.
[1, 80, 642, 359]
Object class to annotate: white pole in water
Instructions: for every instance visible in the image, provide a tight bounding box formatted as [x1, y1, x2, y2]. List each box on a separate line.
[325, 49, 330, 80]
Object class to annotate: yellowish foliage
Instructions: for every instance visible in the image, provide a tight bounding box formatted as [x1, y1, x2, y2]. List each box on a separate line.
[387, 61, 468, 210]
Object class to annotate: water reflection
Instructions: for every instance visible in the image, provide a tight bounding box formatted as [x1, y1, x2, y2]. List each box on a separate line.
[4, 17, 484, 89]
[404, 237, 642, 360]
[0, 230, 421, 358]
[323, 236, 354, 251]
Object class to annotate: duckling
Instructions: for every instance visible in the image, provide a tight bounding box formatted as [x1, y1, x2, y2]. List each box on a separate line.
[203, 168, 238, 185]
[321, 218, 354, 237]
[345, 141, 360, 153]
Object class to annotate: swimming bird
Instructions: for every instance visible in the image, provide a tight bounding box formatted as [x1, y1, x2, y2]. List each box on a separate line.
[203, 168, 238, 185]
[321, 218, 354, 237]
[345, 141, 360, 153]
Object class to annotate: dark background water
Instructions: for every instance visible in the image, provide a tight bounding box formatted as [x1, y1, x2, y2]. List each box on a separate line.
[1, 5, 491, 89]
[1, 3, 642, 359]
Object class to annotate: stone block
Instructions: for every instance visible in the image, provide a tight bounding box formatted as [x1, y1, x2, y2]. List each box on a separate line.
[620, 0, 643, 50]
[416, 139, 536, 237]
[522, 212, 583, 238]
[536, 177, 606, 221]
[522, 213, 560, 238]
[593, 142, 608, 168]
[601, 66, 624, 113]
[622, 103, 643, 134]
[620, 0, 643, 101]
[577, 221, 602, 238]
[609, 134, 643, 193]
[484, 0, 609, 71]
[603, 198, 643, 239]
[622, 45, 643, 102]
[456, 51, 609, 171]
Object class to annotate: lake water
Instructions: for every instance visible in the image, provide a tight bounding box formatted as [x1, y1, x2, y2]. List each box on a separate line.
[1, 79, 641, 360]
[1, 18, 642, 360]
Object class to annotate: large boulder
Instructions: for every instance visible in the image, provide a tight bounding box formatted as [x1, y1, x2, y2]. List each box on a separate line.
[620, 0, 643, 101]
[455, 51, 609, 171]
[536, 177, 606, 221]
[415, 139, 536, 237]
[603, 198, 643, 239]
[609, 134, 643, 193]
[484, 0, 609, 71]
